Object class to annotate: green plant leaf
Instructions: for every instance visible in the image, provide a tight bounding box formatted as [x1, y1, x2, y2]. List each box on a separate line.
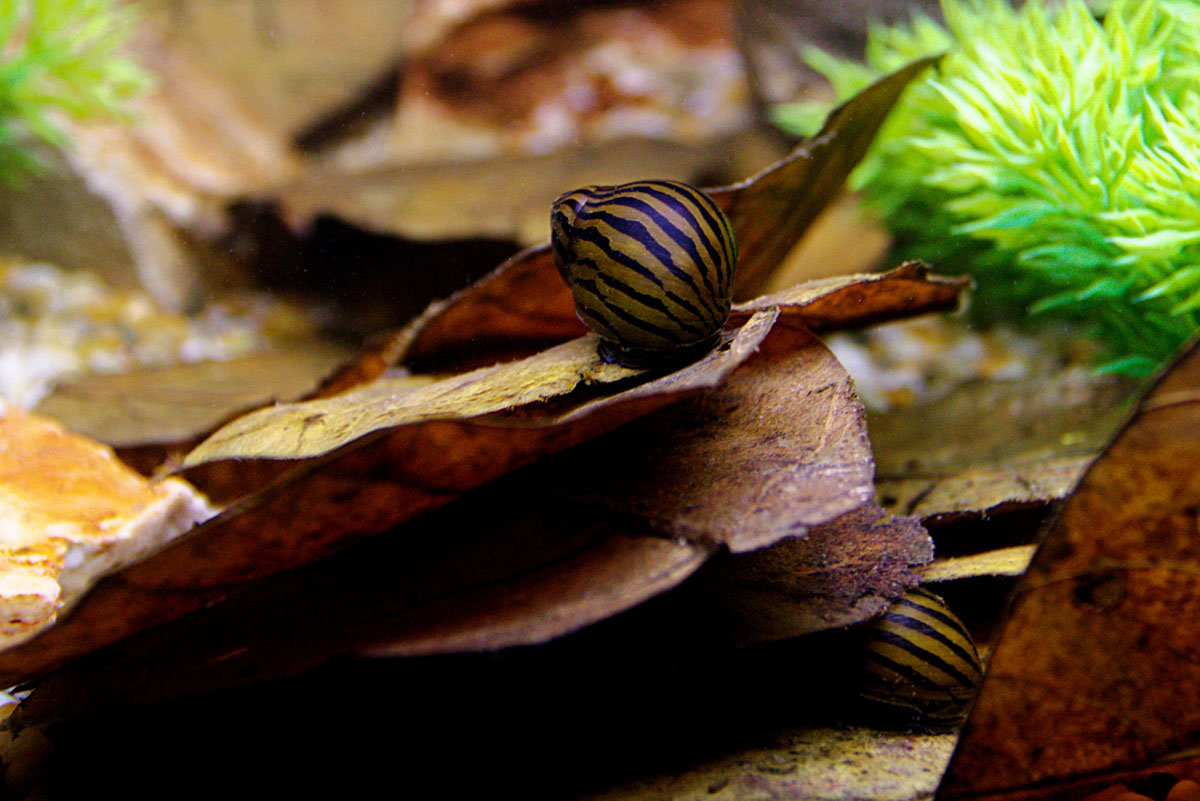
[773, 0, 1200, 374]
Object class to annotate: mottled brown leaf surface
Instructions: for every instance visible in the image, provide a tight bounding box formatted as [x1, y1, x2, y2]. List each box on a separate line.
[387, 243, 574, 373]
[181, 336, 639, 467]
[0, 307, 939, 705]
[939, 338, 1200, 798]
[5, 487, 712, 721]
[3, 474, 927, 725]
[34, 345, 351, 450]
[732, 261, 965, 333]
[686, 504, 933, 644]
[400, 259, 962, 376]
[0, 312, 777, 686]
[185, 267, 963, 507]
[552, 327, 877, 552]
[583, 726, 955, 801]
[388, 58, 938, 375]
[872, 368, 1136, 521]
[363, 329, 934, 657]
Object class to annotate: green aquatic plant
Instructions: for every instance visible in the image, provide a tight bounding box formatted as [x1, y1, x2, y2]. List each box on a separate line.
[773, 0, 1200, 375]
[0, 0, 148, 179]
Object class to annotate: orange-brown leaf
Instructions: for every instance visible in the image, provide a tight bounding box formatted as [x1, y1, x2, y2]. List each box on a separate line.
[351, 58, 939, 378]
[940, 338, 1200, 798]
[543, 326, 876, 552]
[0, 312, 779, 685]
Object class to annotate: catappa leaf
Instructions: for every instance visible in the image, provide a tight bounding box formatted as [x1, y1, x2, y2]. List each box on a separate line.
[540, 326, 877, 552]
[33, 345, 351, 473]
[939, 336, 1200, 798]
[872, 367, 1136, 522]
[329, 57, 939, 379]
[0, 311, 777, 686]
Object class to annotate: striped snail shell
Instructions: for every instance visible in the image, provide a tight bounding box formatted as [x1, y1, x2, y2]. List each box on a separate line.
[550, 179, 737, 369]
[855, 587, 983, 732]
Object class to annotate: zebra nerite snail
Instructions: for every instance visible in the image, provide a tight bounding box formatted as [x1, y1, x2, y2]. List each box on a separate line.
[855, 587, 983, 732]
[550, 179, 737, 369]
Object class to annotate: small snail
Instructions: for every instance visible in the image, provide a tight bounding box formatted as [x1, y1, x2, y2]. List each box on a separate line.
[854, 587, 983, 732]
[550, 179, 737, 368]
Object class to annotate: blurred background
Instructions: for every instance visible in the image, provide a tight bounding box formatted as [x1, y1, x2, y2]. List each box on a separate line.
[0, 0, 940, 355]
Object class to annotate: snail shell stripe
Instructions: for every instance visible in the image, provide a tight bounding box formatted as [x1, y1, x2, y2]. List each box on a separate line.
[551, 180, 737, 366]
[857, 587, 984, 731]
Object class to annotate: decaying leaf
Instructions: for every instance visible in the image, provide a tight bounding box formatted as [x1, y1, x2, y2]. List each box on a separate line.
[34, 345, 351, 453]
[732, 261, 964, 333]
[191, 265, 963, 507]
[343, 57, 938, 379]
[4, 485, 927, 727]
[0, 278, 950, 699]
[0, 312, 777, 685]
[872, 368, 1137, 521]
[547, 326, 877, 552]
[939, 337, 1200, 798]
[3, 486, 713, 720]
[583, 726, 956, 801]
[682, 504, 933, 645]
[917, 545, 1036, 583]
[370, 250, 962, 381]
[758, 193, 893, 293]
[0, 58, 958, 728]
[709, 56, 938, 297]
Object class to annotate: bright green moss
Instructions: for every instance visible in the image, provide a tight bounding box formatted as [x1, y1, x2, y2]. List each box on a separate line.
[0, 0, 149, 180]
[773, 0, 1200, 375]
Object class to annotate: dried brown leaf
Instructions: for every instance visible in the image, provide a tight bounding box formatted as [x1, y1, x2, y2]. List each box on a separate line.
[711, 56, 938, 297]
[684, 504, 933, 645]
[733, 260, 965, 332]
[398, 257, 963, 377]
[582, 726, 956, 801]
[0, 298, 941, 704]
[181, 338, 635, 466]
[939, 338, 1200, 798]
[2, 474, 924, 723]
[0, 57, 947, 700]
[872, 369, 1137, 521]
[549, 326, 877, 552]
[3, 487, 712, 720]
[758, 193, 892, 293]
[34, 345, 351, 451]
[362, 58, 938, 377]
[0, 312, 778, 685]
[357, 524, 713, 659]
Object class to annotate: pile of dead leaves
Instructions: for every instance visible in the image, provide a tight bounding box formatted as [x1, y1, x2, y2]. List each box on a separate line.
[6, 41, 1200, 801]
[0, 58, 944, 699]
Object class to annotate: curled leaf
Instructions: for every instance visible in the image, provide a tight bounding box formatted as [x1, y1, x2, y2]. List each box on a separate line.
[347, 58, 940, 377]
[710, 56, 939, 297]
[3, 486, 713, 721]
[550, 326, 877, 552]
[684, 504, 934, 645]
[0, 312, 778, 685]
